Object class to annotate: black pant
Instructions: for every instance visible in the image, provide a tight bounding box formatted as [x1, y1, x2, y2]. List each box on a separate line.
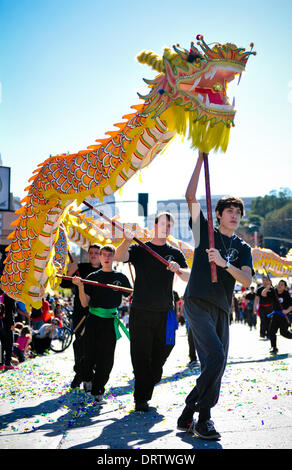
[188, 327, 197, 362]
[184, 297, 229, 411]
[129, 307, 174, 402]
[269, 314, 292, 349]
[72, 332, 85, 376]
[31, 336, 51, 354]
[259, 308, 272, 338]
[82, 314, 116, 395]
[247, 307, 256, 328]
[0, 328, 13, 365]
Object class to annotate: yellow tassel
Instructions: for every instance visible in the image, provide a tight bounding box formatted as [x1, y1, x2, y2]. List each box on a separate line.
[160, 105, 230, 153]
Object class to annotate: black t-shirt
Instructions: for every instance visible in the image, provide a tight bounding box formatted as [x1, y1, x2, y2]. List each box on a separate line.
[128, 242, 188, 312]
[271, 289, 292, 311]
[184, 211, 254, 314]
[245, 292, 255, 310]
[84, 269, 132, 309]
[61, 262, 101, 319]
[256, 286, 274, 313]
[246, 292, 256, 302]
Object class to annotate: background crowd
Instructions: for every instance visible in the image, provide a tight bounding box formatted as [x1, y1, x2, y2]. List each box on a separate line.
[1, 274, 292, 371]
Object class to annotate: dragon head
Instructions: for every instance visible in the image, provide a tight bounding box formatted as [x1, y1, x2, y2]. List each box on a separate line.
[137, 35, 256, 152]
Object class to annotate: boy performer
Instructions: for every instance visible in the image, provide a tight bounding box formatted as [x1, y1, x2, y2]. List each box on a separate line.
[73, 245, 132, 403]
[62, 244, 101, 388]
[115, 212, 190, 411]
[177, 153, 254, 440]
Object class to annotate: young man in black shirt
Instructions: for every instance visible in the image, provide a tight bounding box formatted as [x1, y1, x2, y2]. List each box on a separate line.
[263, 279, 292, 354]
[115, 212, 190, 412]
[245, 286, 257, 330]
[61, 244, 101, 388]
[73, 245, 132, 403]
[177, 153, 254, 440]
[253, 276, 274, 339]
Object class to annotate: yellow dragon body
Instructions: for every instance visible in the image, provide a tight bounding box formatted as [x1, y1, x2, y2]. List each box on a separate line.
[0, 35, 256, 307]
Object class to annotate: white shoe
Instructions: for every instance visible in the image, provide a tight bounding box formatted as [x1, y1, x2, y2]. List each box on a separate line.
[94, 394, 106, 404]
[83, 381, 92, 394]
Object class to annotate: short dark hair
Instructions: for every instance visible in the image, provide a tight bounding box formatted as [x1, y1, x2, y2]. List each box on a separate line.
[100, 244, 115, 255]
[88, 244, 101, 252]
[154, 212, 175, 225]
[215, 196, 245, 223]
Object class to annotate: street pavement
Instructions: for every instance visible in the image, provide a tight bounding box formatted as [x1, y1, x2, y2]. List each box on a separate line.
[0, 320, 292, 458]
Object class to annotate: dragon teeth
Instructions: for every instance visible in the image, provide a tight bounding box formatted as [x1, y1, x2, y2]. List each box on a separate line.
[210, 67, 216, 80]
[204, 68, 213, 79]
[190, 76, 201, 91]
[206, 95, 210, 106]
[204, 66, 217, 80]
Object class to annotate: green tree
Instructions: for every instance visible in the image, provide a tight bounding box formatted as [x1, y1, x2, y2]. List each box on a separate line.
[263, 202, 292, 255]
[250, 188, 292, 218]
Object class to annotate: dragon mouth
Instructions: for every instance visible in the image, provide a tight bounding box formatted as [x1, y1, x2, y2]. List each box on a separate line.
[178, 64, 243, 114]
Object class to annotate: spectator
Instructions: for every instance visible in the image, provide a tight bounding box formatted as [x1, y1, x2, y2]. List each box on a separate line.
[267, 279, 292, 354]
[54, 301, 64, 326]
[31, 318, 59, 355]
[13, 326, 32, 363]
[245, 286, 256, 330]
[118, 298, 129, 322]
[15, 301, 30, 324]
[176, 296, 185, 326]
[123, 311, 129, 329]
[30, 298, 52, 330]
[232, 295, 240, 322]
[254, 276, 274, 339]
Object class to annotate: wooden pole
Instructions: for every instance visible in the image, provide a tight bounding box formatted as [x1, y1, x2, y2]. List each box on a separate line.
[203, 152, 217, 283]
[82, 200, 171, 268]
[56, 274, 133, 293]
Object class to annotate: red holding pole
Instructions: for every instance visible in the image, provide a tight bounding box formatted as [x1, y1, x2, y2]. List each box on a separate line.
[82, 199, 171, 268]
[56, 274, 133, 293]
[202, 152, 217, 283]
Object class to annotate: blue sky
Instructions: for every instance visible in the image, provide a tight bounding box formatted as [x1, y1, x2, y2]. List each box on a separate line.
[1, 0, 292, 219]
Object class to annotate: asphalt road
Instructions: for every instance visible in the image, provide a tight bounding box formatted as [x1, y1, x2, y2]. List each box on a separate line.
[0, 321, 291, 461]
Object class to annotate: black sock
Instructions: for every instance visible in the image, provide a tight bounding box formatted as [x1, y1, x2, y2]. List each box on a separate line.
[198, 407, 211, 423]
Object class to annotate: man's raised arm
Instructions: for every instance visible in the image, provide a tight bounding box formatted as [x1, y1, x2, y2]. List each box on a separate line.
[114, 229, 134, 262]
[185, 152, 204, 213]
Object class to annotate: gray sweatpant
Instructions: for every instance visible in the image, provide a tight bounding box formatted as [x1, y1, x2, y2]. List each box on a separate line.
[184, 297, 229, 411]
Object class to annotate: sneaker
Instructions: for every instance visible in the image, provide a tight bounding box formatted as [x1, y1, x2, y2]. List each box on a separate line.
[0, 365, 5, 371]
[135, 400, 149, 412]
[188, 360, 198, 368]
[269, 347, 279, 354]
[94, 394, 106, 404]
[194, 420, 221, 440]
[83, 381, 92, 393]
[177, 417, 195, 433]
[5, 365, 18, 370]
[177, 406, 195, 432]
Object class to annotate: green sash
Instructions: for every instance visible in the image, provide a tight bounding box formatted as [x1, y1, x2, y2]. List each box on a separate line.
[89, 307, 130, 340]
